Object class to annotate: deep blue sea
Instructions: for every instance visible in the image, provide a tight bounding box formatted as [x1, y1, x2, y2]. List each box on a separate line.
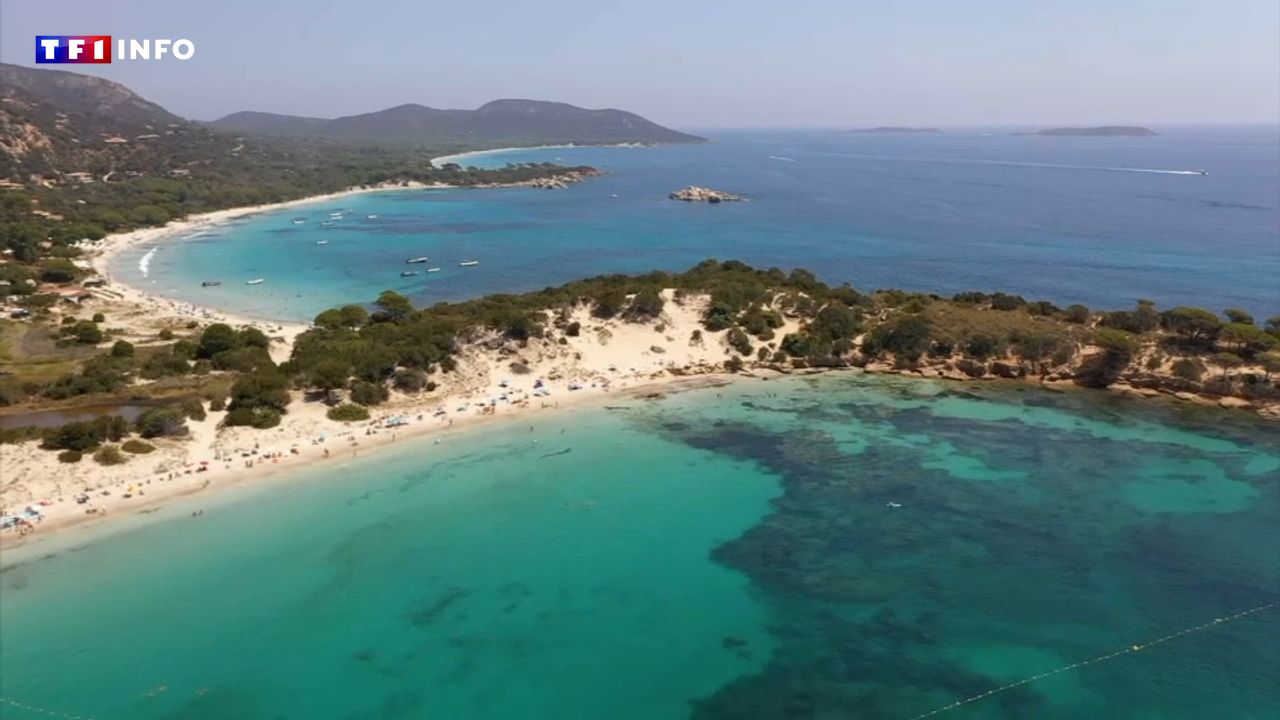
[113, 127, 1280, 323]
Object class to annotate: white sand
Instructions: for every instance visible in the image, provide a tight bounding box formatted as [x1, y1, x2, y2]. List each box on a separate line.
[0, 290, 799, 546]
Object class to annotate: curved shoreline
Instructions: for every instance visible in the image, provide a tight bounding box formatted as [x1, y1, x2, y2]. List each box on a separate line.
[0, 371, 745, 564]
[86, 181, 452, 333]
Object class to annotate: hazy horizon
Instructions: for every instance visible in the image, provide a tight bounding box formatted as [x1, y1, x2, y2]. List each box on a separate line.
[2, 0, 1278, 128]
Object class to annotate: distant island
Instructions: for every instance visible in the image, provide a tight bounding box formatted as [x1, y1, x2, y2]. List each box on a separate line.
[850, 127, 941, 134]
[1017, 126, 1158, 137]
[669, 186, 743, 203]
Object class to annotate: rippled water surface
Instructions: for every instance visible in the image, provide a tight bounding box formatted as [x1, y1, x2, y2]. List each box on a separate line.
[2, 374, 1276, 719]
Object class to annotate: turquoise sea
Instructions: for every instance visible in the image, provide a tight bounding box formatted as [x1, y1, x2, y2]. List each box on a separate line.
[2, 374, 1277, 719]
[112, 127, 1280, 323]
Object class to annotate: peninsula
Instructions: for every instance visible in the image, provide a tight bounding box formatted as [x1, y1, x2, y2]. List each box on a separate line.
[2, 256, 1277, 543]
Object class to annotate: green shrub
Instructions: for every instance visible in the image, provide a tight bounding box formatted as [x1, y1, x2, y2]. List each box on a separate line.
[180, 397, 207, 421]
[121, 439, 156, 454]
[224, 406, 282, 428]
[110, 340, 134, 357]
[350, 380, 389, 406]
[93, 445, 126, 465]
[392, 369, 428, 392]
[1065, 305, 1091, 324]
[726, 327, 752, 355]
[327, 403, 370, 422]
[1171, 357, 1206, 382]
[134, 406, 189, 438]
[58, 449, 83, 463]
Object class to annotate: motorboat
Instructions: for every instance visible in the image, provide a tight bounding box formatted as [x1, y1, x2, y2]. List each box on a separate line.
[401, 270, 419, 277]
[459, 260, 479, 267]
[246, 278, 265, 285]
[405, 256, 429, 264]
[201, 280, 222, 287]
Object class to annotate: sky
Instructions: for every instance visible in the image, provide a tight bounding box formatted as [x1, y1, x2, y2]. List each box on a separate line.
[2, 0, 1277, 128]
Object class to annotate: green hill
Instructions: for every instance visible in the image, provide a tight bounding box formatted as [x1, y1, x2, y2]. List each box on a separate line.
[209, 98, 705, 146]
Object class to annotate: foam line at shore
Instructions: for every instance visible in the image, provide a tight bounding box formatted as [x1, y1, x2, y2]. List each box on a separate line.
[137, 247, 158, 277]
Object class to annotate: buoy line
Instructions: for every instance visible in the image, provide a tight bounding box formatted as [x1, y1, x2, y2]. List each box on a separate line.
[0, 697, 94, 720]
[907, 600, 1279, 720]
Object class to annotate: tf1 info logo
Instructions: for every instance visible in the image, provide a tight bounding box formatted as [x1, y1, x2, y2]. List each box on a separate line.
[35, 36, 196, 64]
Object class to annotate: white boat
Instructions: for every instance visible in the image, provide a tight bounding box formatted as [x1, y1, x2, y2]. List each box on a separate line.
[426, 267, 441, 273]
[315, 240, 328, 245]
[367, 214, 379, 219]
[246, 278, 265, 285]
[459, 260, 479, 267]
[401, 270, 419, 277]
[292, 219, 305, 225]
[329, 212, 343, 218]
[405, 256, 429, 264]
[320, 221, 335, 227]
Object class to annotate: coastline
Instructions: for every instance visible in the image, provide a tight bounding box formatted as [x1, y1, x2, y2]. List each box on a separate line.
[3, 153, 1274, 551]
[84, 180, 453, 338]
[432, 144, 581, 168]
[431, 141, 653, 168]
[0, 286, 807, 550]
[0, 370, 747, 563]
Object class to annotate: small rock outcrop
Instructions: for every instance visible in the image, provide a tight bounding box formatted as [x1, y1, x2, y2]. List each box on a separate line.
[669, 186, 743, 203]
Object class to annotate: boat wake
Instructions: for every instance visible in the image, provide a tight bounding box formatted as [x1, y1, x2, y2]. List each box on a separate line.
[138, 247, 158, 278]
[835, 152, 1205, 176]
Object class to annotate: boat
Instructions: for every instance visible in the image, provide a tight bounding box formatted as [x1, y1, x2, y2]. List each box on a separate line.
[315, 240, 328, 245]
[367, 214, 379, 219]
[201, 280, 221, 287]
[1196, 169, 1208, 176]
[400, 270, 419, 277]
[886, 502, 902, 508]
[320, 221, 335, 227]
[246, 278, 265, 285]
[329, 212, 343, 218]
[292, 219, 305, 225]
[459, 260, 479, 267]
[426, 267, 441, 273]
[405, 256, 429, 264]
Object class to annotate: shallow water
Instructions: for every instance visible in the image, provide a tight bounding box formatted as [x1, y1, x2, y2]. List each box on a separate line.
[113, 127, 1280, 322]
[1, 374, 1276, 719]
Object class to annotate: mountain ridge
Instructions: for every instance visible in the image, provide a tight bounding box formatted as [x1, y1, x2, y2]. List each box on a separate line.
[207, 99, 705, 146]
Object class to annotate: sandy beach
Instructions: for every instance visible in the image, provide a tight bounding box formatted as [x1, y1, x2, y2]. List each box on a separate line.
[82, 180, 452, 344]
[1, 268, 800, 549]
[431, 142, 651, 168]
